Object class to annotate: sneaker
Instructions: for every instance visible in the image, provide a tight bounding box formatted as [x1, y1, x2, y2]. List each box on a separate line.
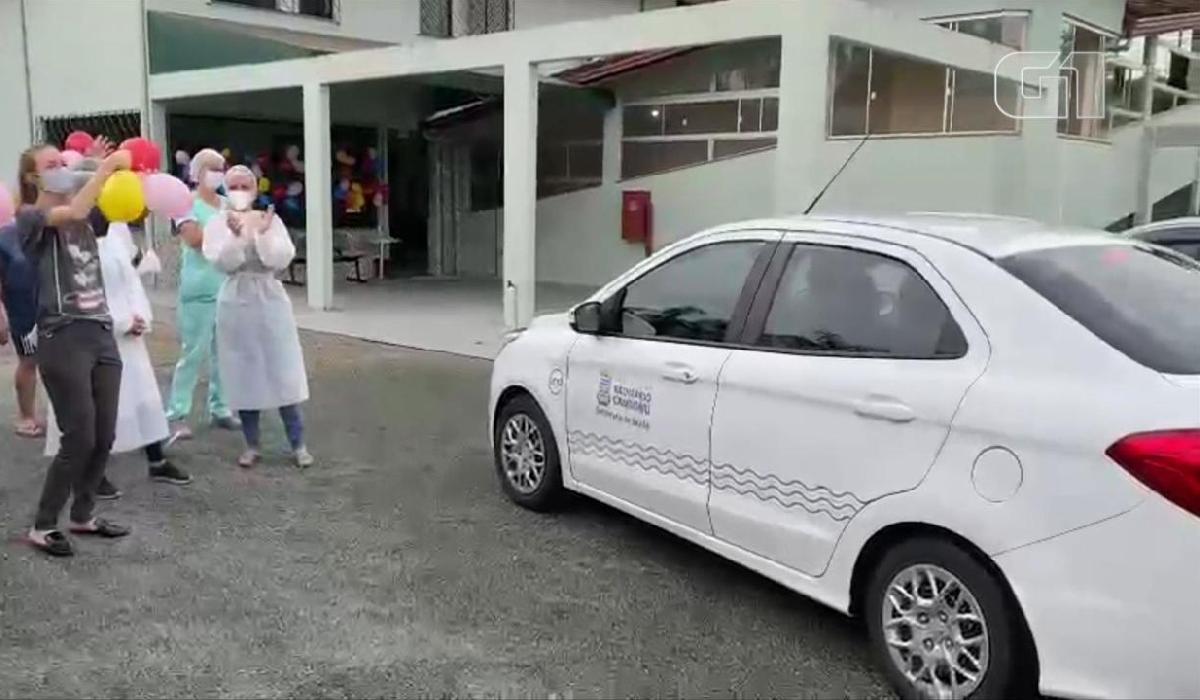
[293, 447, 315, 469]
[149, 461, 193, 485]
[237, 449, 261, 469]
[212, 415, 242, 431]
[95, 477, 121, 500]
[168, 422, 193, 444]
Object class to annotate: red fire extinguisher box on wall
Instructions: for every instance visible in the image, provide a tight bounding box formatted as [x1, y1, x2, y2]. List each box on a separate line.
[622, 190, 653, 255]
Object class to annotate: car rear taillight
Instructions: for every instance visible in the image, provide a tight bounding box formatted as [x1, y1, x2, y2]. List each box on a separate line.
[1107, 430, 1200, 519]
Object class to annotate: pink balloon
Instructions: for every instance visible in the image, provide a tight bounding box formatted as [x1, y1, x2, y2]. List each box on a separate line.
[0, 183, 14, 227]
[61, 150, 84, 170]
[142, 173, 191, 218]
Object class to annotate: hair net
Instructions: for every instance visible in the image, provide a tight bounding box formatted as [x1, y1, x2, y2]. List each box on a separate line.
[224, 165, 256, 188]
[188, 148, 225, 184]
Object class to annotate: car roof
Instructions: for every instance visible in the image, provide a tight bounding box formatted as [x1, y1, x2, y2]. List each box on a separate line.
[706, 212, 1126, 259]
[1126, 217, 1200, 243]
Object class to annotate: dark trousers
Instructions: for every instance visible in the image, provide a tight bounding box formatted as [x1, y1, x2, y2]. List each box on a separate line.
[34, 321, 122, 530]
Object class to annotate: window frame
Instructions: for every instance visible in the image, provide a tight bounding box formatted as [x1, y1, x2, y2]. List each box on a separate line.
[593, 236, 784, 349]
[1058, 15, 1121, 143]
[740, 239, 972, 361]
[826, 41, 1024, 141]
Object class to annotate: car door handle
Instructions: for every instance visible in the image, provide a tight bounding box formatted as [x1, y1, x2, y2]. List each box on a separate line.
[662, 363, 698, 384]
[853, 397, 916, 423]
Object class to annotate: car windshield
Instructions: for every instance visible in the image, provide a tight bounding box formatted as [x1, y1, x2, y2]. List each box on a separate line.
[999, 244, 1200, 375]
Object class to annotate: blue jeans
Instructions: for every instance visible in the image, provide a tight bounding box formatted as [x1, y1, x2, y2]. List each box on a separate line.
[239, 405, 304, 450]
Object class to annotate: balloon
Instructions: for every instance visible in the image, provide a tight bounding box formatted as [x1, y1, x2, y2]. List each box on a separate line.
[346, 183, 365, 213]
[64, 131, 93, 154]
[0, 183, 14, 226]
[97, 171, 145, 223]
[61, 150, 84, 170]
[221, 148, 232, 161]
[257, 194, 271, 208]
[286, 181, 303, 197]
[174, 149, 191, 166]
[258, 176, 271, 193]
[118, 137, 162, 173]
[142, 172, 192, 218]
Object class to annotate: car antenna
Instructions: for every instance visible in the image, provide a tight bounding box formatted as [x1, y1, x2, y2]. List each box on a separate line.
[802, 134, 870, 215]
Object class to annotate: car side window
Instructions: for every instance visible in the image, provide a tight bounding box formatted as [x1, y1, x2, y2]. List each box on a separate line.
[1164, 241, 1200, 261]
[758, 244, 966, 358]
[618, 241, 764, 343]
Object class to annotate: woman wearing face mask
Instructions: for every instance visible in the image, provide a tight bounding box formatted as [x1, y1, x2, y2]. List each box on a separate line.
[14, 139, 134, 556]
[165, 148, 239, 441]
[203, 166, 312, 469]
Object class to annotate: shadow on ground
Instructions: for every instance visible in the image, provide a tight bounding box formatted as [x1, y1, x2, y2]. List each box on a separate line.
[0, 322, 890, 699]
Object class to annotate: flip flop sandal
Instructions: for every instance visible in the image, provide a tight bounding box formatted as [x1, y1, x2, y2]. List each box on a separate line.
[68, 519, 130, 538]
[25, 530, 73, 557]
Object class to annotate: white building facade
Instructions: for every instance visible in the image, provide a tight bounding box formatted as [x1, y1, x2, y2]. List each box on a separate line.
[1, 0, 1198, 354]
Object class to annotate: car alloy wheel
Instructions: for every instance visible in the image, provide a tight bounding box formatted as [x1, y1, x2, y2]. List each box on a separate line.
[881, 564, 989, 699]
[499, 413, 547, 495]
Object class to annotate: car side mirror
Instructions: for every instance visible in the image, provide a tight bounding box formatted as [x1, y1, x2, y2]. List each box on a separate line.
[571, 301, 604, 334]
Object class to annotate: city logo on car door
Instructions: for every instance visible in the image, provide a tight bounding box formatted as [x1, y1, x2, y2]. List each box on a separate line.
[595, 371, 653, 430]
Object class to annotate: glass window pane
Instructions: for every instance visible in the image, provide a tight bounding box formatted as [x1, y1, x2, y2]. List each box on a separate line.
[999, 245, 1200, 374]
[957, 15, 1027, 50]
[621, 242, 764, 343]
[1060, 24, 1108, 138]
[713, 138, 776, 159]
[739, 98, 762, 132]
[952, 70, 1018, 132]
[664, 101, 739, 135]
[715, 57, 781, 91]
[623, 105, 664, 137]
[869, 51, 947, 134]
[537, 145, 568, 179]
[621, 140, 709, 178]
[567, 143, 602, 178]
[762, 97, 779, 131]
[829, 42, 871, 136]
[759, 246, 964, 357]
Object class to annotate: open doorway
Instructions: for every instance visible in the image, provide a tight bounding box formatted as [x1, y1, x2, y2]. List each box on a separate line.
[387, 131, 430, 277]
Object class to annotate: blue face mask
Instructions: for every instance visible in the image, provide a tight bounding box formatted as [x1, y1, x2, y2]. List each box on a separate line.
[40, 167, 89, 195]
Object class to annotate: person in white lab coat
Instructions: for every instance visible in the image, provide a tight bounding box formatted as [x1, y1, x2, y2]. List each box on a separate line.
[46, 219, 192, 491]
[202, 165, 312, 469]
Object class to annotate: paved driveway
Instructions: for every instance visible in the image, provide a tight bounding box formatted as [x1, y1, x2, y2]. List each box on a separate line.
[0, 323, 890, 699]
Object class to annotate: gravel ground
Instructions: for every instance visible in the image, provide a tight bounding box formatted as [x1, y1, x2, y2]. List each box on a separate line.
[0, 320, 891, 699]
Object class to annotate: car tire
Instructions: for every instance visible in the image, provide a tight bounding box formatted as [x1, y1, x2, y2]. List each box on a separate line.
[493, 393, 564, 511]
[864, 537, 1037, 700]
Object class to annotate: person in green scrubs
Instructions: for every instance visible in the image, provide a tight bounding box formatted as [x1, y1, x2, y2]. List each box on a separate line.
[165, 148, 240, 440]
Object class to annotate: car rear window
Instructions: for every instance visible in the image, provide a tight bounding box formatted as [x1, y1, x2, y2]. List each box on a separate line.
[999, 244, 1200, 374]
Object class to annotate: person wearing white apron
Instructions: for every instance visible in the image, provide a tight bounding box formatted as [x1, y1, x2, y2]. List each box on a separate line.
[46, 221, 193, 493]
[202, 165, 312, 469]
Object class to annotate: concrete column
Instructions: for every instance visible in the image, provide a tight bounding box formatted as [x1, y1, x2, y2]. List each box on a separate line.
[146, 99, 170, 252]
[1134, 37, 1158, 226]
[601, 103, 621, 184]
[503, 60, 538, 329]
[303, 82, 334, 310]
[1191, 149, 1200, 216]
[773, 10, 832, 215]
[1015, 1, 1066, 223]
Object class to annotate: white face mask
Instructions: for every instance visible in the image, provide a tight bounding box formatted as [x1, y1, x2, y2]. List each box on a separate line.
[202, 170, 225, 191]
[228, 190, 256, 212]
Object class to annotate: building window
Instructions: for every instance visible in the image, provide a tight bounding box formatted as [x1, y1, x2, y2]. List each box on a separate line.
[619, 42, 780, 179]
[1059, 19, 1111, 140]
[422, 0, 510, 37]
[934, 11, 1027, 50]
[827, 39, 1020, 138]
[214, 0, 336, 20]
[420, 0, 452, 37]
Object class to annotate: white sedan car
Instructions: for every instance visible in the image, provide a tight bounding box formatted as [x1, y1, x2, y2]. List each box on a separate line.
[489, 213, 1200, 700]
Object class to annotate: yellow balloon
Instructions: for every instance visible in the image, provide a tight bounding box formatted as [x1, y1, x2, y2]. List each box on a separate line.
[258, 176, 271, 193]
[97, 171, 145, 223]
